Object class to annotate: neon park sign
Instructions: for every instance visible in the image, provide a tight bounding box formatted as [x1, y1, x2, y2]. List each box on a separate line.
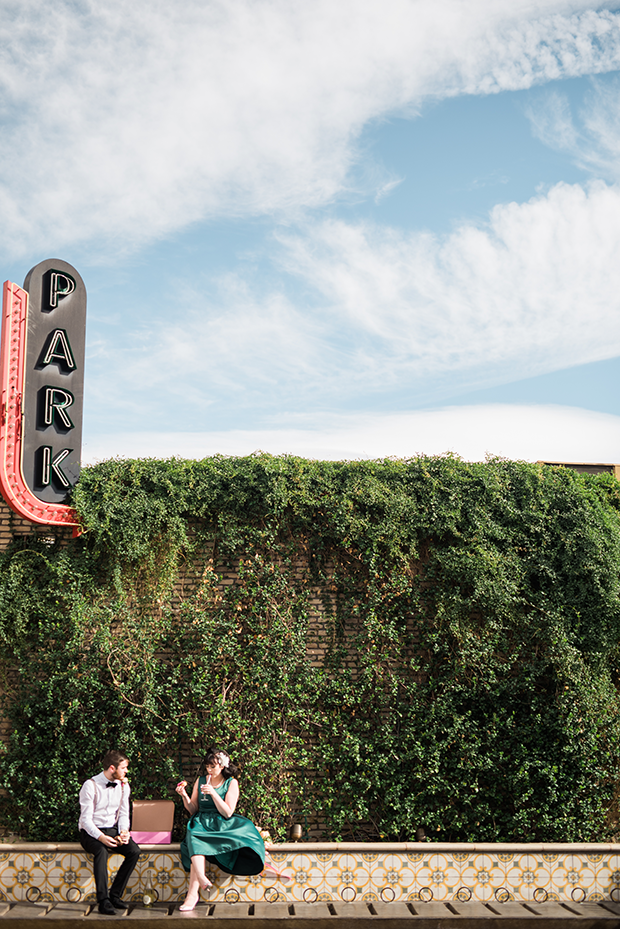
[0, 259, 86, 529]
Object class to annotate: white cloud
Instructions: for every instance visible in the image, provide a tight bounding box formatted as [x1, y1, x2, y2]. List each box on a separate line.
[526, 88, 581, 151]
[82, 404, 620, 463]
[0, 1, 620, 255]
[84, 274, 338, 428]
[281, 180, 620, 388]
[88, 177, 620, 425]
[526, 74, 620, 180]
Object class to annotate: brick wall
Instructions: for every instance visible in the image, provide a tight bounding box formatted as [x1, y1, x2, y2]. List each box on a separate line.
[0, 497, 73, 549]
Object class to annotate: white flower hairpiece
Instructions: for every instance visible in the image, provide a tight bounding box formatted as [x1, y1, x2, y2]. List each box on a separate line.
[216, 751, 230, 769]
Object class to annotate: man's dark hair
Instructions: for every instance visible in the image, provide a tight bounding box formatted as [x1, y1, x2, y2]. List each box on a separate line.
[102, 750, 128, 770]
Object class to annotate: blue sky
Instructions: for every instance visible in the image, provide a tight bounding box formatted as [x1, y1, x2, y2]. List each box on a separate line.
[1, 0, 620, 464]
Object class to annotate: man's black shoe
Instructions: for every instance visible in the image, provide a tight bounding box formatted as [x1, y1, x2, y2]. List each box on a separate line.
[110, 898, 128, 910]
[98, 900, 117, 915]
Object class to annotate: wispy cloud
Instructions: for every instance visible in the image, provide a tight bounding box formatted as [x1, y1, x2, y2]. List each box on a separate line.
[526, 74, 620, 180]
[465, 171, 510, 191]
[85, 178, 620, 430]
[374, 177, 404, 204]
[277, 180, 620, 388]
[0, 1, 619, 256]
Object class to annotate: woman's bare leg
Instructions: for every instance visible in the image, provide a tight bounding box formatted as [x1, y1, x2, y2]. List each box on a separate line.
[179, 858, 211, 910]
[179, 868, 200, 911]
[191, 855, 212, 890]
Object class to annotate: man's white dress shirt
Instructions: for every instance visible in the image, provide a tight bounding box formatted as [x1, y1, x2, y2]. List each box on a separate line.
[78, 772, 131, 840]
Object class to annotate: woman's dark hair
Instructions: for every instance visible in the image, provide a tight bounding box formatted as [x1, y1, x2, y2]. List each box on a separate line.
[205, 746, 239, 778]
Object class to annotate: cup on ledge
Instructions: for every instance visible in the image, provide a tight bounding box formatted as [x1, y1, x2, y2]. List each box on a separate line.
[289, 824, 303, 842]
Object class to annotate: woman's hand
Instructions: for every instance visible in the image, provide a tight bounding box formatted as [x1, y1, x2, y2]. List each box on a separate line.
[201, 776, 215, 797]
[177, 779, 199, 815]
[208, 778, 239, 819]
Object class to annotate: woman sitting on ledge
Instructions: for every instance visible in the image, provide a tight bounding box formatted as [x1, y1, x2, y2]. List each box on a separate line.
[176, 746, 288, 911]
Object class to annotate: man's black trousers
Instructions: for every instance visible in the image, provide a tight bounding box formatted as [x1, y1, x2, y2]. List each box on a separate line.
[79, 827, 140, 902]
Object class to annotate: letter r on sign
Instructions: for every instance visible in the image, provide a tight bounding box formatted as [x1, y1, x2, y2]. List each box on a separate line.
[44, 387, 75, 429]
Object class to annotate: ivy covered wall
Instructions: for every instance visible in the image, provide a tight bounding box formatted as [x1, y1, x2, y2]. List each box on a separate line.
[0, 454, 619, 844]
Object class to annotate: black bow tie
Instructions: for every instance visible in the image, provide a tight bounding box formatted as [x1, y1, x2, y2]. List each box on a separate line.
[105, 781, 117, 788]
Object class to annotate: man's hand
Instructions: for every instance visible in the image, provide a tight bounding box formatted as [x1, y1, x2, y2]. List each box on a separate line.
[99, 834, 119, 848]
[117, 831, 130, 845]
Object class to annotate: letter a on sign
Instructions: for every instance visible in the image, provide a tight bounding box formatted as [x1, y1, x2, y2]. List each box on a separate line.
[40, 329, 76, 370]
[0, 259, 86, 528]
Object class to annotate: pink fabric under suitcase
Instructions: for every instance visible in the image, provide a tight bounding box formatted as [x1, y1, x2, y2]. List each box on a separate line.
[131, 800, 175, 844]
[131, 830, 172, 844]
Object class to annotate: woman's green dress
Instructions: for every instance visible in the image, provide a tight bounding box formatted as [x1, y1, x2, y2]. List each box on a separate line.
[180, 777, 265, 876]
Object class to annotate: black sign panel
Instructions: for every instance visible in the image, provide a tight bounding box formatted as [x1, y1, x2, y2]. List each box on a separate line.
[22, 259, 86, 503]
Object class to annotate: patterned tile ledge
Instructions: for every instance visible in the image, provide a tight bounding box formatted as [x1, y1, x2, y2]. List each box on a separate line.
[0, 842, 619, 907]
[1, 843, 618, 852]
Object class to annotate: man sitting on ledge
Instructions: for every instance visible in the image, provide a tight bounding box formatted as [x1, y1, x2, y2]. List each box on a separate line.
[78, 750, 140, 915]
